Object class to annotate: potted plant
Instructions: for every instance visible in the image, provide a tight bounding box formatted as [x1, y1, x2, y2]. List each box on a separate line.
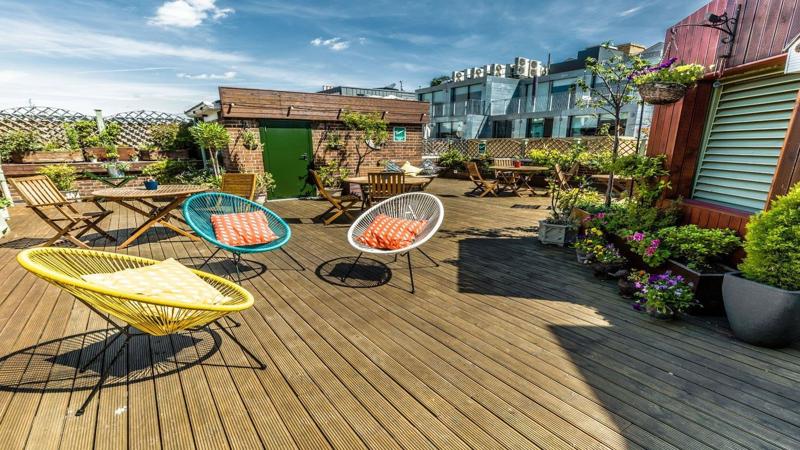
[316, 160, 350, 197]
[590, 244, 627, 278]
[633, 271, 698, 320]
[625, 231, 670, 268]
[130, 149, 140, 162]
[630, 58, 705, 105]
[538, 177, 587, 246]
[659, 225, 741, 314]
[240, 129, 260, 151]
[190, 122, 229, 177]
[722, 185, 800, 347]
[103, 161, 129, 178]
[104, 144, 119, 162]
[573, 226, 605, 264]
[0, 130, 43, 163]
[38, 164, 79, 200]
[619, 270, 648, 299]
[255, 172, 276, 203]
[437, 147, 467, 177]
[144, 177, 159, 190]
[325, 131, 344, 150]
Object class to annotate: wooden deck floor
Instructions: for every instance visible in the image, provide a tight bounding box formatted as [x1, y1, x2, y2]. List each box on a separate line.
[0, 178, 799, 449]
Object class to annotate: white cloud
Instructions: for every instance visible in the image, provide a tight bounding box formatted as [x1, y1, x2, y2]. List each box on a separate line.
[149, 0, 234, 28]
[310, 37, 350, 51]
[177, 71, 236, 79]
[619, 5, 645, 17]
[0, 19, 249, 63]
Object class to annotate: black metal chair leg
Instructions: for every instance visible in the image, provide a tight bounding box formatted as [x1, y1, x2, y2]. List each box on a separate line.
[341, 252, 363, 282]
[417, 248, 439, 267]
[407, 251, 415, 294]
[224, 315, 241, 328]
[233, 252, 242, 283]
[216, 320, 266, 369]
[200, 247, 222, 270]
[280, 247, 305, 271]
[79, 330, 125, 373]
[76, 333, 131, 416]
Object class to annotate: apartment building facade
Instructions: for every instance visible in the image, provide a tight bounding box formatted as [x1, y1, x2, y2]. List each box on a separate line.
[416, 42, 663, 139]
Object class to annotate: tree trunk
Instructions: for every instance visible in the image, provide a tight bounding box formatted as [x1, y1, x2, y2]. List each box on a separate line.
[605, 109, 622, 208]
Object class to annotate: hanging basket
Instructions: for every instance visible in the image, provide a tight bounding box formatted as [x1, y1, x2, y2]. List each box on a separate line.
[637, 82, 688, 105]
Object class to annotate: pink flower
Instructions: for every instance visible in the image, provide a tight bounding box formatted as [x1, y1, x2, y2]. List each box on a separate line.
[628, 232, 645, 242]
[645, 247, 656, 256]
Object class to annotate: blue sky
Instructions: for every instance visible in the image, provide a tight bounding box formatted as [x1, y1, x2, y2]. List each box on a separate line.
[0, 0, 706, 114]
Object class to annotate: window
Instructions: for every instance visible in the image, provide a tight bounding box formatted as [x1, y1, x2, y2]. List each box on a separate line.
[692, 71, 800, 212]
[567, 115, 598, 137]
[435, 121, 463, 138]
[598, 112, 628, 135]
[492, 120, 512, 138]
[419, 93, 432, 103]
[527, 118, 544, 137]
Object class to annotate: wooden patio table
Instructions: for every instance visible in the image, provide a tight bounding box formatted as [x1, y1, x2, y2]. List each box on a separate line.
[92, 184, 208, 249]
[487, 165, 549, 196]
[343, 175, 434, 208]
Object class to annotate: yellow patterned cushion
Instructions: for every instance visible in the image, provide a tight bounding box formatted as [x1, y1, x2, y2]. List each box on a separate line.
[82, 258, 227, 306]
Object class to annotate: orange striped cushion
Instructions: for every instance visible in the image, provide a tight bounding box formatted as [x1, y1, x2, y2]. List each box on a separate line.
[210, 212, 278, 247]
[356, 214, 427, 250]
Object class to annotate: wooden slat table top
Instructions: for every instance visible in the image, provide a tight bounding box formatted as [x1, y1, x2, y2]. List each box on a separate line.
[92, 184, 209, 199]
[343, 175, 433, 186]
[0, 177, 798, 450]
[488, 165, 549, 173]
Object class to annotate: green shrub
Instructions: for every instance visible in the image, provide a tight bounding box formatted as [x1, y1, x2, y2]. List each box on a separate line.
[739, 185, 800, 290]
[438, 147, 467, 169]
[141, 160, 194, 183]
[659, 225, 741, 271]
[38, 164, 77, 191]
[0, 130, 42, 161]
[63, 120, 98, 149]
[633, 63, 705, 86]
[150, 123, 193, 151]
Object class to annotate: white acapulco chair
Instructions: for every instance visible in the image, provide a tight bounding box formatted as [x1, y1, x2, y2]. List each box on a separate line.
[342, 192, 444, 293]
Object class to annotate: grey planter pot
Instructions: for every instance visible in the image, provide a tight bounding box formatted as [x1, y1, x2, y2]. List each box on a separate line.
[538, 220, 575, 247]
[722, 272, 800, 347]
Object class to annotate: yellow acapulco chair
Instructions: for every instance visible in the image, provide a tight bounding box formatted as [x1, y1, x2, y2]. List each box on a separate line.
[16, 247, 266, 416]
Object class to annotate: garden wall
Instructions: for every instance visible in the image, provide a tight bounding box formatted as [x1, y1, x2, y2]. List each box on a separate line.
[423, 136, 644, 159]
[220, 118, 424, 176]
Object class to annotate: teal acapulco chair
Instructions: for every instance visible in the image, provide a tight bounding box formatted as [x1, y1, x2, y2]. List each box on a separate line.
[182, 192, 303, 280]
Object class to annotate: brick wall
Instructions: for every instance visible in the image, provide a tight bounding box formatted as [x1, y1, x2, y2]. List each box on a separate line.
[221, 119, 423, 175]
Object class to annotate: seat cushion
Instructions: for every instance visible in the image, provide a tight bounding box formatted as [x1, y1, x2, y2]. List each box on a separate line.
[401, 161, 423, 177]
[356, 214, 427, 250]
[210, 211, 278, 247]
[82, 258, 227, 306]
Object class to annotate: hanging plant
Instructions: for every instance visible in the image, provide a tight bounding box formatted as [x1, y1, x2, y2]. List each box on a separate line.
[630, 58, 705, 105]
[240, 129, 260, 150]
[325, 131, 344, 150]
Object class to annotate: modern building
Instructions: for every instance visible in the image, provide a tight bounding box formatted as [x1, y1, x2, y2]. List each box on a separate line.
[416, 43, 664, 139]
[317, 84, 417, 101]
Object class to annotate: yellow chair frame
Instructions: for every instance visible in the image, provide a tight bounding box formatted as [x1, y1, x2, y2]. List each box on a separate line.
[17, 247, 265, 416]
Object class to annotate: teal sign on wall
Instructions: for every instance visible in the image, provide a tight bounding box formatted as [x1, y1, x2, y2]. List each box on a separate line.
[393, 127, 406, 142]
[478, 142, 487, 154]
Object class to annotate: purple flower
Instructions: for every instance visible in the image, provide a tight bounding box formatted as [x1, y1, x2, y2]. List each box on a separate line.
[645, 247, 656, 256]
[629, 232, 645, 242]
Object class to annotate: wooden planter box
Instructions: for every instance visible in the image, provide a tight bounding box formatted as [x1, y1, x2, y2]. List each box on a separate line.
[139, 149, 161, 161]
[83, 147, 106, 161]
[164, 149, 190, 160]
[117, 146, 138, 161]
[13, 151, 84, 164]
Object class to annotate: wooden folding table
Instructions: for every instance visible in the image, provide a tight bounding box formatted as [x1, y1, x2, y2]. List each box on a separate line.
[92, 185, 208, 249]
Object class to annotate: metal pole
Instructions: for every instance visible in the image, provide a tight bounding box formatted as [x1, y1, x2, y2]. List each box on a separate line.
[635, 101, 645, 154]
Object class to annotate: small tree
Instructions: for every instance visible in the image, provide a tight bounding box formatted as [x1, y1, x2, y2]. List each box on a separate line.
[430, 75, 449, 86]
[190, 122, 229, 177]
[341, 111, 388, 175]
[576, 45, 648, 206]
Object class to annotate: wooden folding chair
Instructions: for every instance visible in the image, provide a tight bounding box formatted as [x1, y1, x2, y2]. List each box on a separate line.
[554, 163, 580, 190]
[221, 172, 257, 201]
[310, 170, 361, 225]
[367, 172, 406, 206]
[467, 162, 498, 197]
[9, 176, 115, 248]
[493, 158, 521, 196]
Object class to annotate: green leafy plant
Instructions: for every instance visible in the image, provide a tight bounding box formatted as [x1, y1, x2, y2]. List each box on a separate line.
[626, 231, 670, 267]
[38, 164, 77, 191]
[633, 271, 697, 316]
[256, 172, 276, 195]
[430, 75, 449, 86]
[546, 177, 590, 225]
[103, 143, 119, 160]
[190, 122, 229, 177]
[526, 143, 587, 171]
[658, 225, 741, 271]
[149, 123, 194, 152]
[240, 129, 260, 150]
[0, 197, 12, 209]
[594, 244, 626, 264]
[739, 185, 800, 291]
[325, 131, 344, 149]
[341, 110, 389, 174]
[102, 161, 130, 172]
[0, 130, 42, 161]
[141, 160, 195, 184]
[574, 227, 606, 257]
[99, 122, 121, 145]
[63, 120, 98, 149]
[42, 141, 63, 151]
[316, 160, 350, 189]
[632, 60, 705, 86]
[437, 147, 467, 170]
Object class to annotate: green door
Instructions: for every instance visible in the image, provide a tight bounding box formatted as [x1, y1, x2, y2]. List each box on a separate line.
[260, 120, 315, 199]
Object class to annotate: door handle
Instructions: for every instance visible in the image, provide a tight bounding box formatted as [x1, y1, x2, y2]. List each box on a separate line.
[300, 153, 308, 160]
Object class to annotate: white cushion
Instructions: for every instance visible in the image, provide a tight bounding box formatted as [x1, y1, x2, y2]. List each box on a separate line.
[401, 161, 423, 177]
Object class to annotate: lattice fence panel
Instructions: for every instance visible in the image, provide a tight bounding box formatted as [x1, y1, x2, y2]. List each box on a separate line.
[423, 136, 644, 159]
[0, 106, 89, 147]
[106, 110, 190, 148]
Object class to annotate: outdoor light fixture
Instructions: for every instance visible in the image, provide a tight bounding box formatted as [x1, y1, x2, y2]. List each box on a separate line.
[670, 4, 741, 58]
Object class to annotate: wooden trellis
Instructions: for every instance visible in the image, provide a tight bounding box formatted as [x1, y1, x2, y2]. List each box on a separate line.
[423, 136, 644, 159]
[0, 106, 89, 147]
[0, 107, 190, 149]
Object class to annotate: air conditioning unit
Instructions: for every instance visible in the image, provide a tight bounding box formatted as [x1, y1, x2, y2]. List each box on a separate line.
[528, 60, 543, 77]
[515, 57, 530, 78]
[473, 66, 485, 78]
[453, 71, 465, 82]
[464, 68, 474, 79]
[492, 64, 506, 77]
